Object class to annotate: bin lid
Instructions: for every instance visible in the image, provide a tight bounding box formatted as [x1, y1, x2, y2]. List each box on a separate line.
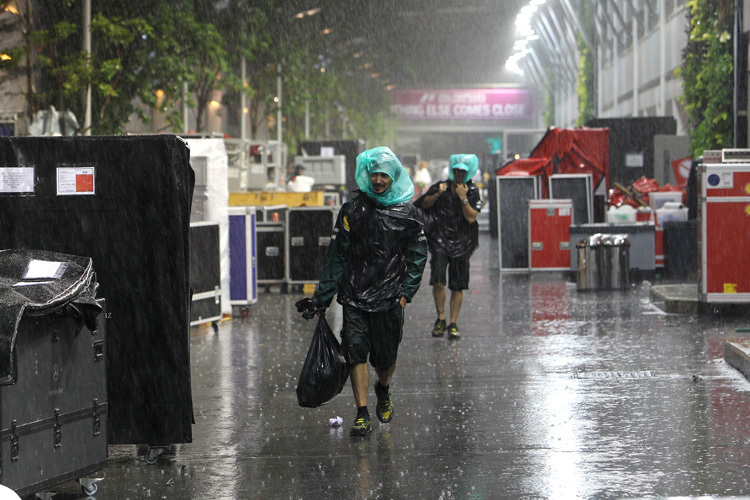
[577, 233, 604, 247]
[577, 233, 630, 247]
[0, 249, 101, 385]
[600, 234, 630, 246]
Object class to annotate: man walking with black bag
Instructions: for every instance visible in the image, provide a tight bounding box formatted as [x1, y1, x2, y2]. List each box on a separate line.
[296, 147, 427, 436]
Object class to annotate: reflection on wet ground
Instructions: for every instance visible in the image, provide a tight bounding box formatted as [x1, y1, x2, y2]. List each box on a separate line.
[47, 233, 750, 499]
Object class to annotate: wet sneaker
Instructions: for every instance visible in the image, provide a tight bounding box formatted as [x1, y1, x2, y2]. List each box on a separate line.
[447, 323, 460, 340]
[432, 318, 446, 337]
[375, 383, 393, 423]
[350, 414, 372, 436]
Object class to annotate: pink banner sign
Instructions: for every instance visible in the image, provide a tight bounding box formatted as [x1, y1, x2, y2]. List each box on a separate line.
[389, 88, 534, 121]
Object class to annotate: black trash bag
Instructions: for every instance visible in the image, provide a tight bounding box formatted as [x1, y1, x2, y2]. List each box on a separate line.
[296, 315, 349, 408]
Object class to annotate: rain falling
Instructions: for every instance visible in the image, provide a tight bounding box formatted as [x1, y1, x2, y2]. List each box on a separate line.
[1, 0, 750, 499]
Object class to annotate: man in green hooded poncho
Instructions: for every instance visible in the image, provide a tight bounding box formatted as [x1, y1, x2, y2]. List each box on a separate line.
[296, 147, 427, 436]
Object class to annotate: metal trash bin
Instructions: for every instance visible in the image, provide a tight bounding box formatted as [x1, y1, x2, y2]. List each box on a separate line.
[576, 233, 630, 290]
[576, 235, 598, 290]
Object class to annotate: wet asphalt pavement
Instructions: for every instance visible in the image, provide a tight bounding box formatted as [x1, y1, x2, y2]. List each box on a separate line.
[45, 232, 750, 500]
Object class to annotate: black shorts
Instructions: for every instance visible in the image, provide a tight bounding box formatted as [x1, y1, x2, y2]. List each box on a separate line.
[341, 305, 404, 370]
[429, 251, 471, 291]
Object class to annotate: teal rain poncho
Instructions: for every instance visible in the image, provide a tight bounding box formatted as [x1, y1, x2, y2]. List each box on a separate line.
[355, 147, 414, 206]
[448, 154, 479, 183]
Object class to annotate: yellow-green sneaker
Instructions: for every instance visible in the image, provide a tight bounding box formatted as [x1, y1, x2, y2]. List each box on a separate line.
[432, 318, 446, 337]
[447, 323, 460, 340]
[375, 383, 393, 423]
[350, 414, 372, 436]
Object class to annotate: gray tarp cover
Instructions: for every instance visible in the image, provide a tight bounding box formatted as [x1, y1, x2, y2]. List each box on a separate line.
[0, 249, 101, 385]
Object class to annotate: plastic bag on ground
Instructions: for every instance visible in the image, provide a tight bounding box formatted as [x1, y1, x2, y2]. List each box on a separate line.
[296, 315, 349, 408]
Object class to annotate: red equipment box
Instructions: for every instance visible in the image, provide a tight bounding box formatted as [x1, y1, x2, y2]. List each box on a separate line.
[701, 156, 750, 303]
[529, 199, 573, 271]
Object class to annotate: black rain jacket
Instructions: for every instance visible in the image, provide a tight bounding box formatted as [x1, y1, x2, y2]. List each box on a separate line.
[415, 179, 481, 258]
[313, 193, 427, 312]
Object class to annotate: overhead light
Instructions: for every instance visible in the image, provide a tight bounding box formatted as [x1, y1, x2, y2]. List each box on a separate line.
[210, 100, 221, 108]
[293, 7, 320, 19]
[504, 0, 546, 77]
[3, 1, 19, 15]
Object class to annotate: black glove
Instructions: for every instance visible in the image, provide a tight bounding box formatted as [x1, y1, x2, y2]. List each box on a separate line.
[295, 297, 325, 320]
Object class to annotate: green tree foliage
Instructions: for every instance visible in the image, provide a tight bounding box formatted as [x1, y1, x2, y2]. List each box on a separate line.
[228, 1, 393, 151]
[202, 0, 272, 137]
[676, 0, 734, 157]
[0, 0, 209, 133]
[0, 0, 41, 118]
[0, 0, 393, 140]
[575, 3, 595, 127]
[575, 32, 595, 127]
